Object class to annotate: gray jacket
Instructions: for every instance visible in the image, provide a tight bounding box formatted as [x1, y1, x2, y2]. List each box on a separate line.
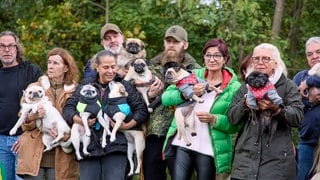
[228, 74, 303, 180]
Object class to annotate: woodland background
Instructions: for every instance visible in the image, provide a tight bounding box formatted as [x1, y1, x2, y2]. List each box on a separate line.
[1, 0, 319, 79]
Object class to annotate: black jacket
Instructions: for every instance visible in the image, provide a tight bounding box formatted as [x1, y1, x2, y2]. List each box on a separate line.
[63, 74, 148, 159]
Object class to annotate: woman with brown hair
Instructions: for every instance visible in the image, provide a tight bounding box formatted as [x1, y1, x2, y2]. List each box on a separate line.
[16, 47, 80, 180]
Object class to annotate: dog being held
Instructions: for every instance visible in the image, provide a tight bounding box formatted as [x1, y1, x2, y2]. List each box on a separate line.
[124, 58, 161, 112]
[245, 71, 284, 146]
[9, 84, 72, 153]
[71, 84, 111, 160]
[163, 61, 222, 146]
[117, 38, 147, 73]
[106, 80, 145, 176]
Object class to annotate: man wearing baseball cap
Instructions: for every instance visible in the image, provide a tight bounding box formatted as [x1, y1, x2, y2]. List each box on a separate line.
[83, 23, 124, 79]
[143, 25, 200, 180]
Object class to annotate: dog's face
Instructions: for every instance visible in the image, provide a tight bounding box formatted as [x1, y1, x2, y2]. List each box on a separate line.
[108, 81, 128, 98]
[245, 71, 269, 88]
[130, 58, 148, 74]
[163, 61, 188, 84]
[80, 84, 98, 100]
[124, 38, 145, 55]
[23, 85, 45, 104]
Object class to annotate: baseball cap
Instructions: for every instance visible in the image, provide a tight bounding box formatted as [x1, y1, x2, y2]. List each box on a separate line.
[165, 25, 188, 42]
[100, 23, 122, 39]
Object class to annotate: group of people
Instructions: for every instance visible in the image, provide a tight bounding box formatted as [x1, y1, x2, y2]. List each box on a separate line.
[0, 21, 319, 180]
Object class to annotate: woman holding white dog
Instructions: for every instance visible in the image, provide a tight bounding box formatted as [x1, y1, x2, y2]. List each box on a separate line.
[228, 43, 304, 180]
[63, 49, 148, 180]
[16, 47, 80, 180]
[162, 38, 242, 179]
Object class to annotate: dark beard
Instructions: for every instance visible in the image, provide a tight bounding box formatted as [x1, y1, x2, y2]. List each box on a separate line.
[160, 48, 185, 66]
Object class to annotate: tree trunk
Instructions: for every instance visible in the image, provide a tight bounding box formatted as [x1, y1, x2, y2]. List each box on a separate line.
[288, 0, 304, 58]
[272, 0, 285, 36]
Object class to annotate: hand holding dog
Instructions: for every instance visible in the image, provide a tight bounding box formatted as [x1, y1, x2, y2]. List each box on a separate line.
[49, 127, 71, 142]
[11, 138, 20, 153]
[148, 78, 164, 99]
[298, 80, 308, 98]
[193, 83, 206, 97]
[110, 119, 137, 130]
[196, 112, 216, 124]
[258, 99, 280, 112]
[27, 105, 45, 122]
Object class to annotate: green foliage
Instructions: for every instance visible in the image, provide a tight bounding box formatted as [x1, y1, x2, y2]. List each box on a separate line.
[1, 0, 320, 80]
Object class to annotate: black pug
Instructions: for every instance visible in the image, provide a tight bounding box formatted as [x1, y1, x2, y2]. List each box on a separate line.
[245, 71, 283, 146]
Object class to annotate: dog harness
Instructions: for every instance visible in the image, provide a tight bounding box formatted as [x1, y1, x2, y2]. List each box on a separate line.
[134, 74, 156, 87]
[105, 97, 132, 123]
[248, 82, 275, 99]
[176, 73, 198, 88]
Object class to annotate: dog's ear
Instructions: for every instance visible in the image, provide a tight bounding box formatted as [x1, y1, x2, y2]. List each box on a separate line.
[114, 74, 123, 82]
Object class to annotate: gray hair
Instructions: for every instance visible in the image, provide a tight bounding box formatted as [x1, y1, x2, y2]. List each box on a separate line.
[306, 37, 320, 52]
[0, 30, 25, 63]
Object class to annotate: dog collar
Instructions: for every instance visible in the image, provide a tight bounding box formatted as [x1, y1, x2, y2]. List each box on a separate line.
[134, 74, 156, 87]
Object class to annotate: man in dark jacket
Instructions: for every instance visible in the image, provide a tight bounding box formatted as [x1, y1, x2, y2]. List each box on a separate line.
[293, 36, 320, 180]
[0, 30, 42, 180]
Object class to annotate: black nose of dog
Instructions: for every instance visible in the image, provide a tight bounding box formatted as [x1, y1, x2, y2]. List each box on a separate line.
[134, 63, 145, 73]
[33, 92, 42, 98]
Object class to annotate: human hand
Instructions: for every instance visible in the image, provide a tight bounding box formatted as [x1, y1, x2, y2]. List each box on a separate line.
[11, 138, 20, 153]
[258, 99, 280, 112]
[88, 118, 97, 127]
[148, 78, 164, 98]
[193, 83, 206, 97]
[196, 111, 216, 124]
[298, 80, 309, 98]
[308, 87, 320, 104]
[28, 105, 46, 122]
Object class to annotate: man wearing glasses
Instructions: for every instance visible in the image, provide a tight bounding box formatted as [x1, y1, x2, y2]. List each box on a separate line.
[0, 30, 42, 180]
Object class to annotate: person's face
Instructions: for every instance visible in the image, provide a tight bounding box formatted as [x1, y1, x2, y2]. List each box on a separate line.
[47, 55, 68, 82]
[251, 49, 277, 76]
[96, 55, 117, 84]
[163, 37, 188, 58]
[101, 31, 124, 54]
[203, 47, 226, 71]
[0, 35, 18, 67]
[306, 42, 320, 68]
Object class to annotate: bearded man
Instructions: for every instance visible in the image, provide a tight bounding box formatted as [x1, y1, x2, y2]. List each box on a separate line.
[143, 25, 200, 180]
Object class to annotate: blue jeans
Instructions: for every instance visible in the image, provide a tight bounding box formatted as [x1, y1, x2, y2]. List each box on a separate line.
[79, 152, 128, 180]
[298, 143, 316, 180]
[0, 134, 22, 180]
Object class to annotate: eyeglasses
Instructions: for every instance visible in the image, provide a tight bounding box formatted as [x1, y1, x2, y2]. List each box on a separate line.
[204, 53, 223, 61]
[0, 44, 17, 51]
[251, 56, 272, 64]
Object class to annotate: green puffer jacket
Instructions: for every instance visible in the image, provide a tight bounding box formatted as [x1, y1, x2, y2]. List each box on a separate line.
[162, 66, 242, 173]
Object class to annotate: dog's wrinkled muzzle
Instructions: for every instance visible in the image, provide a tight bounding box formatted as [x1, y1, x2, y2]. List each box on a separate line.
[134, 63, 145, 74]
[32, 92, 43, 99]
[127, 42, 140, 54]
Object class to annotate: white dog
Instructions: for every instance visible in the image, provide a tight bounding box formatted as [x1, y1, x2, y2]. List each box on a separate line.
[9, 84, 72, 153]
[124, 58, 161, 112]
[71, 84, 111, 160]
[106, 80, 145, 176]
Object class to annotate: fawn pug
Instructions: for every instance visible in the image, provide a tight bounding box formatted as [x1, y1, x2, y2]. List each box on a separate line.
[163, 61, 221, 146]
[124, 58, 161, 112]
[9, 84, 72, 153]
[106, 80, 145, 176]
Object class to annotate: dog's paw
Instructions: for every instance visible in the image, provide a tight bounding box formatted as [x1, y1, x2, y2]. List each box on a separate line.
[110, 136, 116, 142]
[9, 129, 17, 135]
[147, 107, 153, 113]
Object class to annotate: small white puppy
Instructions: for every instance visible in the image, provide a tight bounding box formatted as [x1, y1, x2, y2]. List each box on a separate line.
[106, 80, 145, 176]
[10, 84, 72, 153]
